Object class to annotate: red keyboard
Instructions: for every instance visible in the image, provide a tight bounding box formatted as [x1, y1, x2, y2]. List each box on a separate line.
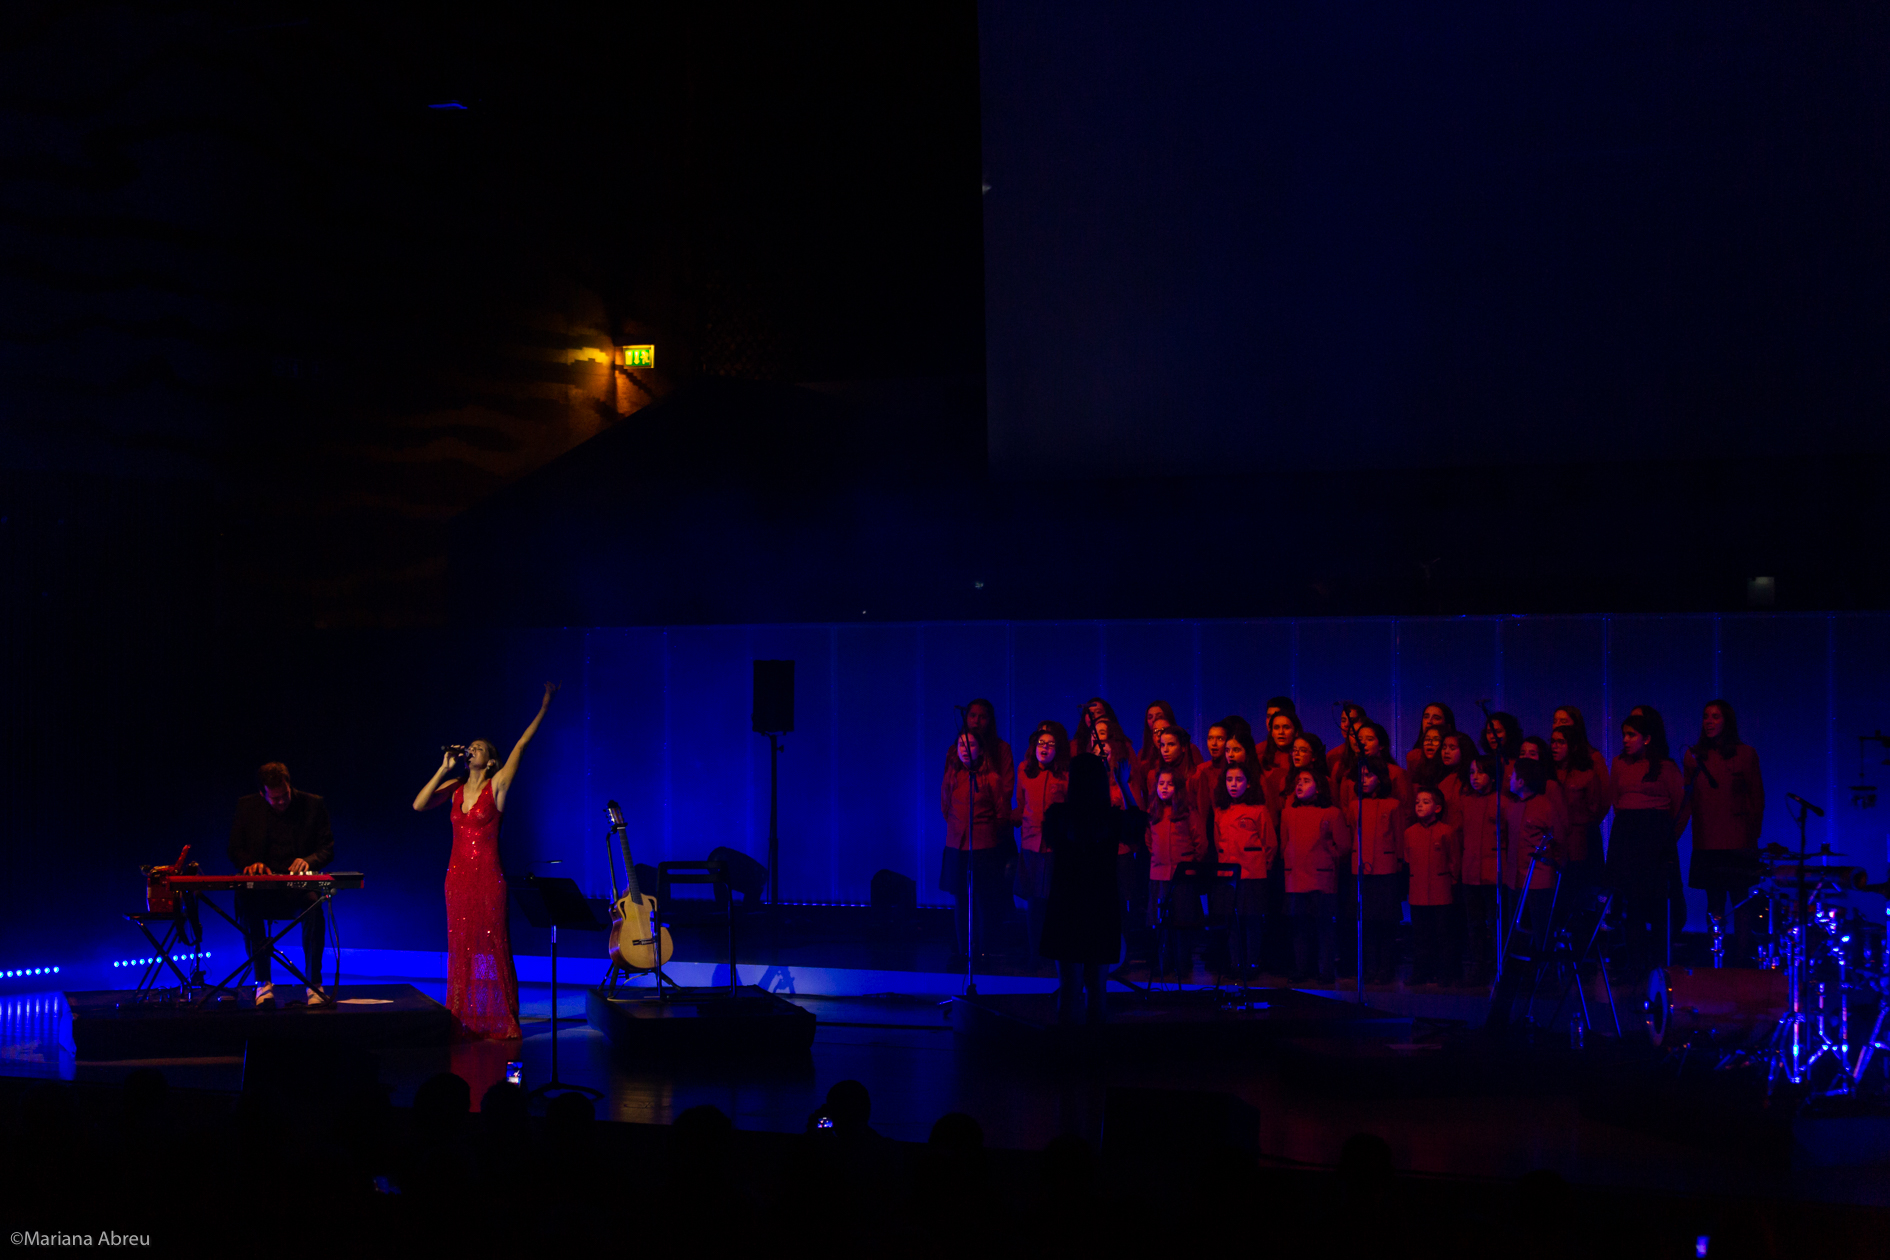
[160, 872, 366, 890]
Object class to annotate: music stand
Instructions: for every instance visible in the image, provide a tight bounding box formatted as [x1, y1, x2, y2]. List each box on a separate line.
[514, 875, 611, 1100]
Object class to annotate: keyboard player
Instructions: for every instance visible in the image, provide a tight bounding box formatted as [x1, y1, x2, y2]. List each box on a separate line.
[229, 761, 335, 1007]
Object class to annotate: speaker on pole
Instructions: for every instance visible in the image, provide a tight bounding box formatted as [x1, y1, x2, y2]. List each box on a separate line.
[752, 660, 795, 733]
[752, 660, 795, 904]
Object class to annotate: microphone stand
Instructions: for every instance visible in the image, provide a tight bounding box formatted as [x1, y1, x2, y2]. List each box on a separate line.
[1352, 760, 1367, 1005]
[956, 704, 978, 998]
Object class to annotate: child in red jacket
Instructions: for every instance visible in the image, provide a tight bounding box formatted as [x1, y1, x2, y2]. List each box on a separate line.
[1145, 764, 1205, 979]
[1402, 785, 1460, 985]
[1013, 722, 1070, 956]
[1281, 768, 1345, 984]
[1342, 756, 1409, 985]
[1213, 763, 1278, 979]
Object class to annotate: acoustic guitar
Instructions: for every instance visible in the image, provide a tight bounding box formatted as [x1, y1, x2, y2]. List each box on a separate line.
[605, 799, 674, 972]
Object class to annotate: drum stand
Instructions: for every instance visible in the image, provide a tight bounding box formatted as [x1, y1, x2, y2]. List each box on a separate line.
[1852, 915, 1889, 1087]
[1761, 798, 1855, 1095]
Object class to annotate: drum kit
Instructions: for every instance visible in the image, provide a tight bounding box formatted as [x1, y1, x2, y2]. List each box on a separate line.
[1644, 795, 1890, 1097]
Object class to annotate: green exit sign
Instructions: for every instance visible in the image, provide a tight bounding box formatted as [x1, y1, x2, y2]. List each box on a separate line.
[623, 344, 655, 369]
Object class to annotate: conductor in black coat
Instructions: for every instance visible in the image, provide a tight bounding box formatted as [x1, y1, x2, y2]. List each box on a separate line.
[1039, 754, 1126, 1022]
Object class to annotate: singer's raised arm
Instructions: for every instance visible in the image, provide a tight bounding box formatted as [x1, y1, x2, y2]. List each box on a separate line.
[492, 682, 558, 811]
[412, 748, 462, 812]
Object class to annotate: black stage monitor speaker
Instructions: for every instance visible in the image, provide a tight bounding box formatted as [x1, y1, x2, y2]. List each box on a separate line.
[870, 869, 918, 912]
[752, 659, 795, 734]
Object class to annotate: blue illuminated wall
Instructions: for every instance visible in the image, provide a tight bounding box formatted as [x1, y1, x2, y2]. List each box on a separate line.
[399, 614, 1888, 935]
[20, 613, 1890, 965]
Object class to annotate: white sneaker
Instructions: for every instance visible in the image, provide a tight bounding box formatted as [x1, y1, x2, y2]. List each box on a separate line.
[255, 983, 275, 1008]
[306, 987, 333, 1006]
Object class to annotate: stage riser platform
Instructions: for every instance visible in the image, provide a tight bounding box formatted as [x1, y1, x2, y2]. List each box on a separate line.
[951, 987, 1408, 1053]
[65, 984, 454, 1060]
[586, 985, 816, 1058]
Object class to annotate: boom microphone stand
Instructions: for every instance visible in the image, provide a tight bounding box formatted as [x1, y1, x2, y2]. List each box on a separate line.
[1352, 759, 1367, 1006]
[957, 704, 978, 999]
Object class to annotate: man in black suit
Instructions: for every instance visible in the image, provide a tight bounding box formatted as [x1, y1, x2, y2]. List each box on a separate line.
[229, 762, 334, 1007]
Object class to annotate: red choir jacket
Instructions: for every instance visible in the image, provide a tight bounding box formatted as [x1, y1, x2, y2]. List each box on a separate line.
[1336, 762, 1415, 821]
[1213, 799, 1278, 880]
[1437, 773, 1466, 826]
[1456, 788, 1504, 886]
[1555, 763, 1613, 862]
[1341, 795, 1407, 877]
[1138, 756, 1198, 814]
[1187, 759, 1225, 852]
[1146, 801, 1204, 881]
[1611, 756, 1686, 834]
[1281, 803, 1346, 895]
[1402, 817, 1461, 906]
[941, 762, 1007, 850]
[1013, 765, 1068, 854]
[1503, 791, 1563, 891]
[1257, 753, 1294, 820]
[1681, 745, 1765, 851]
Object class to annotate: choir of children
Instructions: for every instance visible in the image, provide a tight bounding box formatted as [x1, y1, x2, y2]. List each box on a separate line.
[937, 695, 1763, 985]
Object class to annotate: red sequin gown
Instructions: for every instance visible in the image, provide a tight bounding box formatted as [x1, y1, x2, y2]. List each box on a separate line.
[445, 779, 521, 1039]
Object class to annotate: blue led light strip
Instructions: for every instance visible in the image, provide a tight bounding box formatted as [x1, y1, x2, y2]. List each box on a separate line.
[1, 965, 61, 979]
[111, 951, 211, 969]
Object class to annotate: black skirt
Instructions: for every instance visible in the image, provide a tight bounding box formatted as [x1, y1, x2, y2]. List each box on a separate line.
[1688, 846, 1765, 894]
[1014, 848, 1052, 900]
[1606, 808, 1676, 889]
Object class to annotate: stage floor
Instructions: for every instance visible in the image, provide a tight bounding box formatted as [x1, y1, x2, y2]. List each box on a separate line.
[3, 970, 1884, 1211]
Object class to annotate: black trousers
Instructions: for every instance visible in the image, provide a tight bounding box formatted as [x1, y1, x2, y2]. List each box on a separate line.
[1408, 902, 1452, 982]
[236, 889, 326, 987]
[1288, 890, 1336, 980]
[1460, 884, 1500, 981]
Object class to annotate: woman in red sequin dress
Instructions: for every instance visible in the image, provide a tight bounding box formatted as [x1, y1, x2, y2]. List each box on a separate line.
[412, 683, 559, 1039]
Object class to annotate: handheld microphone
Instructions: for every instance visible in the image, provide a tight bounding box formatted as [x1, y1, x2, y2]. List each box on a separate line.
[442, 744, 468, 756]
[1786, 792, 1825, 817]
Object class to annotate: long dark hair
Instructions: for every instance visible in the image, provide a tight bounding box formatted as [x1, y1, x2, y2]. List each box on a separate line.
[945, 729, 987, 776]
[1138, 700, 1182, 762]
[1022, 720, 1072, 779]
[1259, 708, 1303, 770]
[1087, 713, 1136, 770]
[1482, 711, 1522, 760]
[1335, 720, 1392, 784]
[942, 698, 1003, 772]
[1074, 697, 1121, 750]
[1549, 725, 1595, 773]
[1410, 701, 1458, 751]
[1696, 698, 1743, 759]
[1214, 762, 1259, 810]
[1622, 712, 1670, 782]
[1553, 706, 1602, 765]
[1286, 766, 1332, 809]
[1628, 705, 1673, 767]
[1356, 754, 1394, 800]
[1440, 731, 1479, 788]
[1410, 726, 1447, 787]
[1149, 763, 1193, 819]
[1291, 732, 1330, 781]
